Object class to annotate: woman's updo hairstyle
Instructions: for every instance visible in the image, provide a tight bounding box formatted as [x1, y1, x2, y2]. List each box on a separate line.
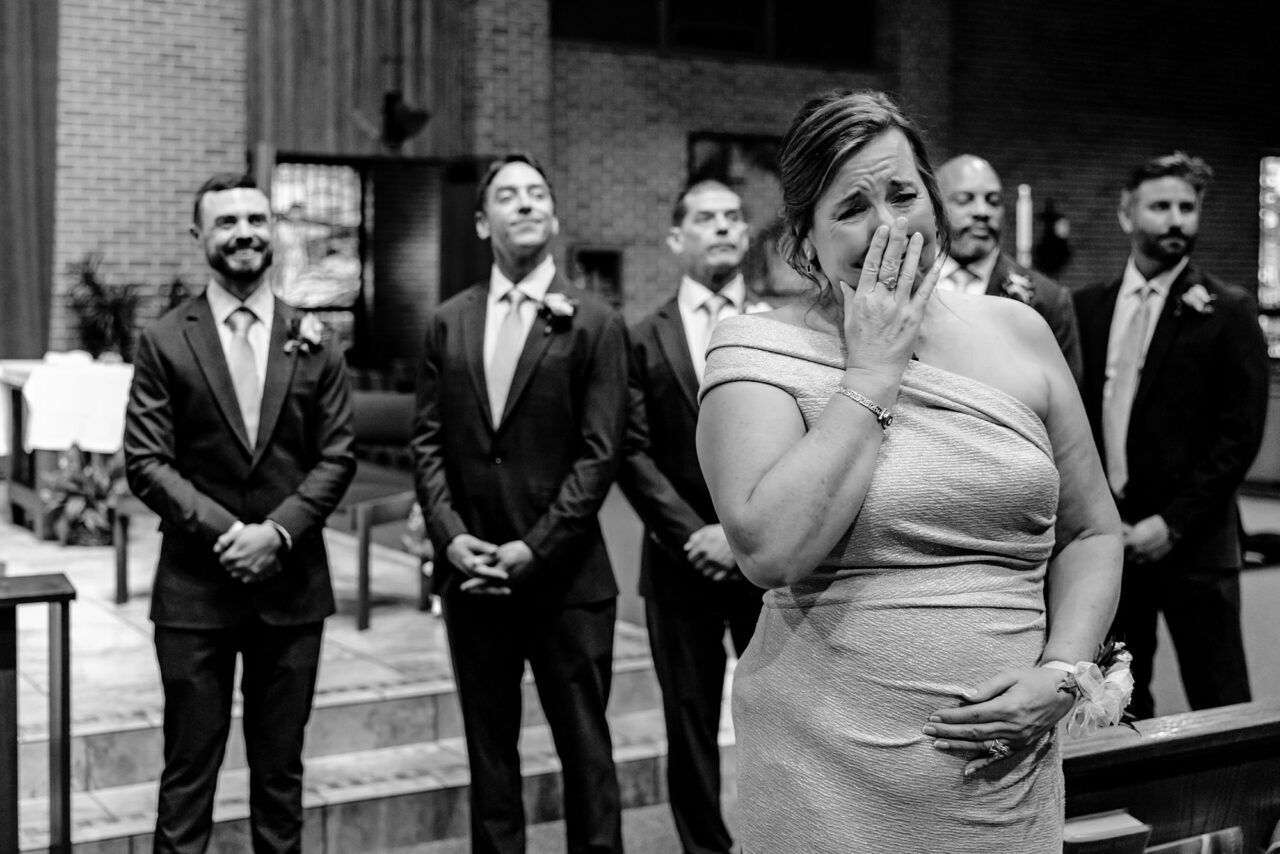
[776, 89, 948, 286]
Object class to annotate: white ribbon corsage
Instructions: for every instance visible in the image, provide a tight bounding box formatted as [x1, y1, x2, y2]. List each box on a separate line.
[1180, 283, 1216, 315]
[284, 313, 325, 354]
[1047, 641, 1135, 738]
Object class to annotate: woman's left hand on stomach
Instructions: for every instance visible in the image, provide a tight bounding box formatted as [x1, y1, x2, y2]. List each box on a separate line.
[921, 667, 1074, 776]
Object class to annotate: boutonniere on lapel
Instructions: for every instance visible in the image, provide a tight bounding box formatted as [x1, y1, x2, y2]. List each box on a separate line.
[537, 293, 576, 334]
[1177, 283, 1216, 316]
[1002, 272, 1035, 305]
[283, 312, 325, 354]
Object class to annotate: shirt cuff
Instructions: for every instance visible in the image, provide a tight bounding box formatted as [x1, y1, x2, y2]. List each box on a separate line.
[265, 519, 292, 552]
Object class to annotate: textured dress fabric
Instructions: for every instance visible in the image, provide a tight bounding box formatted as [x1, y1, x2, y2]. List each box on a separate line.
[701, 315, 1064, 853]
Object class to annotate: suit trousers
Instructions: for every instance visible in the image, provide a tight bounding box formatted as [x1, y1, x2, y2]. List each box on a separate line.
[442, 592, 622, 854]
[152, 619, 324, 854]
[1111, 562, 1251, 720]
[646, 587, 761, 854]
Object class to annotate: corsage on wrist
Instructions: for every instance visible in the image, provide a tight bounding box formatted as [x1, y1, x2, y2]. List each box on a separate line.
[1041, 641, 1135, 738]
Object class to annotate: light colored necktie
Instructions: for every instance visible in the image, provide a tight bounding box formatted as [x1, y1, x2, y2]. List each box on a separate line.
[1102, 285, 1156, 496]
[487, 289, 527, 427]
[225, 307, 261, 448]
[945, 266, 980, 293]
[694, 294, 726, 382]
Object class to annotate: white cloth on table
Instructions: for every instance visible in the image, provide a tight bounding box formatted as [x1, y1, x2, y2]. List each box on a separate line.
[21, 361, 135, 453]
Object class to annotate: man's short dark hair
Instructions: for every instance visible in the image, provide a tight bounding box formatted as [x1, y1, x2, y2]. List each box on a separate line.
[671, 179, 739, 227]
[1125, 152, 1214, 195]
[193, 173, 259, 227]
[475, 153, 555, 213]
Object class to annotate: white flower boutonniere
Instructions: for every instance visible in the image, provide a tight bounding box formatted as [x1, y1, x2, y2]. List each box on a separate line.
[284, 313, 325, 354]
[1180, 283, 1216, 315]
[1003, 272, 1035, 305]
[538, 293, 577, 333]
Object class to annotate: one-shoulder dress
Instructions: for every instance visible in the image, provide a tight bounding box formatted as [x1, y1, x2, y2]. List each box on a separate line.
[701, 315, 1064, 853]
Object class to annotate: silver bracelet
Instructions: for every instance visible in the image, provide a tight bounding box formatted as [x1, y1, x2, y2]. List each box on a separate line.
[834, 385, 894, 429]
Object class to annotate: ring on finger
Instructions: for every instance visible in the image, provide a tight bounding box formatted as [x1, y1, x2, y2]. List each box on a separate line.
[986, 738, 1013, 760]
[877, 277, 898, 290]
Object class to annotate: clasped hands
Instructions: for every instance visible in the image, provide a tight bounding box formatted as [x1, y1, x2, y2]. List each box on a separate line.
[1121, 514, 1173, 564]
[215, 521, 285, 584]
[684, 524, 739, 582]
[447, 533, 534, 595]
[922, 666, 1075, 777]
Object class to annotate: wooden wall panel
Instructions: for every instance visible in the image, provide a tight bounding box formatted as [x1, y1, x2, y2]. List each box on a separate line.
[248, 0, 466, 159]
[0, 0, 57, 358]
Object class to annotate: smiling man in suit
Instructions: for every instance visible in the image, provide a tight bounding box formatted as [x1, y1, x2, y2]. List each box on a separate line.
[410, 153, 627, 854]
[936, 154, 1083, 382]
[1074, 152, 1269, 719]
[124, 173, 356, 852]
[618, 179, 764, 854]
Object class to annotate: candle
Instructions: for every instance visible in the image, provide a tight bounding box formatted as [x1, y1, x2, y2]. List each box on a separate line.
[1016, 184, 1033, 268]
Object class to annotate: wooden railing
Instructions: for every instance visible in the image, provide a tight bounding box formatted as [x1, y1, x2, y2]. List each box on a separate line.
[1064, 698, 1280, 851]
[0, 571, 75, 854]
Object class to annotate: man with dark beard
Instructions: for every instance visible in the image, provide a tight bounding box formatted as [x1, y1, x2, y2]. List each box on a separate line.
[124, 173, 356, 852]
[936, 154, 1083, 382]
[1075, 153, 1269, 719]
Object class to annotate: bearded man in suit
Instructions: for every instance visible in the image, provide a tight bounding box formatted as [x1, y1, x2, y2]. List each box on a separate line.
[936, 154, 1083, 382]
[124, 173, 356, 852]
[1074, 152, 1269, 719]
[618, 179, 765, 854]
[410, 153, 627, 854]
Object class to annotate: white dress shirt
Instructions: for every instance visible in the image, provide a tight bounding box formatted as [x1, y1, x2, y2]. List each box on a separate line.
[206, 279, 274, 387]
[484, 255, 557, 368]
[938, 250, 999, 295]
[1105, 255, 1189, 378]
[678, 274, 747, 382]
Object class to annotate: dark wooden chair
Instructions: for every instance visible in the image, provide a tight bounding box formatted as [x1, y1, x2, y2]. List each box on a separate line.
[349, 489, 434, 631]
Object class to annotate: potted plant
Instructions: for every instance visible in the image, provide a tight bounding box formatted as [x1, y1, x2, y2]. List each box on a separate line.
[69, 252, 140, 361]
[38, 445, 126, 546]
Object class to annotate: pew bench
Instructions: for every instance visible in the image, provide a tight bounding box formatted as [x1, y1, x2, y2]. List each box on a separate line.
[1063, 697, 1280, 851]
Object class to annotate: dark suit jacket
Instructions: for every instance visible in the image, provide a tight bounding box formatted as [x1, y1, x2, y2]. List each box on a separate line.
[410, 275, 628, 605]
[618, 296, 736, 604]
[987, 253, 1084, 382]
[1075, 262, 1270, 568]
[124, 294, 357, 628]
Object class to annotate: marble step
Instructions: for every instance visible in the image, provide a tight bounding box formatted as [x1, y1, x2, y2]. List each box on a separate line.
[17, 638, 661, 799]
[18, 709, 739, 854]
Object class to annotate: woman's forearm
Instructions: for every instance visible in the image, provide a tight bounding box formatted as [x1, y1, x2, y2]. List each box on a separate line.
[722, 388, 894, 588]
[1038, 531, 1123, 665]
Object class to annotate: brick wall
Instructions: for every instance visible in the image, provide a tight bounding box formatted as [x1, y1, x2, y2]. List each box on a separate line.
[949, 2, 1270, 292]
[52, 0, 246, 351]
[551, 44, 879, 322]
[464, 0, 553, 158]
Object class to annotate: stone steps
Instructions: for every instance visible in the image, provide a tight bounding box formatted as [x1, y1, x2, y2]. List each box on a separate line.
[18, 709, 738, 853]
[17, 653, 661, 799]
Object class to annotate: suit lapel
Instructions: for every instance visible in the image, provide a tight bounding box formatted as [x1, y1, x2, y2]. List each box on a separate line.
[251, 300, 300, 467]
[1132, 263, 1196, 415]
[457, 286, 493, 430]
[653, 298, 699, 414]
[497, 275, 566, 429]
[182, 295, 254, 454]
[984, 255, 1008, 297]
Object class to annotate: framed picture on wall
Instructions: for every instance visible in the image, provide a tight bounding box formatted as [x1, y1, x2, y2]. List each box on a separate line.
[569, 245, 624, 308]
[687, 132, 808, 296]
